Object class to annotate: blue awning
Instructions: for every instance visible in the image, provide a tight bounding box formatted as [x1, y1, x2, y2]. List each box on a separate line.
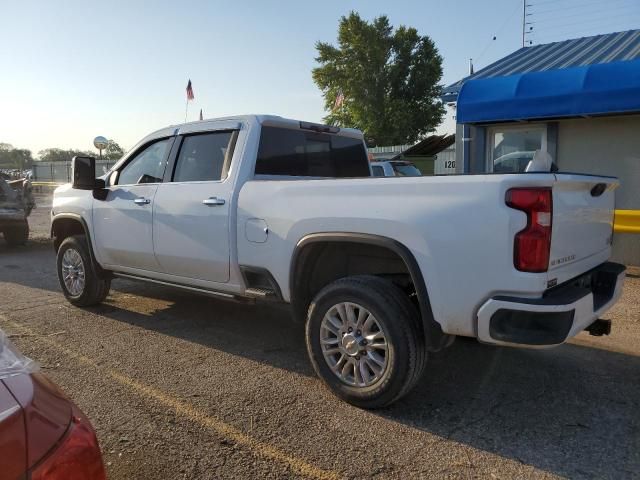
[456, 59, 640, 124]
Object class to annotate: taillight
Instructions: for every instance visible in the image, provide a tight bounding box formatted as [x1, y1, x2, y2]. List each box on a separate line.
[506, 187, 553, 273]
[30, 415, 106, 480]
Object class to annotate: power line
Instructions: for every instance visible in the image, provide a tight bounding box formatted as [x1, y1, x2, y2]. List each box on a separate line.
[531, 11, 640, 32]
[474, 2, 522, 63]
[532, 23, 640, 44]
[523, 0, 640, 45]
[527, 0, 597, 6]
[528, 4, 639, 23]
[528, 0, 637, 16]
[529, 19, 640, 44]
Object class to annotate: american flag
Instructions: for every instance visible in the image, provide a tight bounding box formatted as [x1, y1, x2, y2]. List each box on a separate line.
[333, 89, 345, 111]
[186, 79, 194, 101]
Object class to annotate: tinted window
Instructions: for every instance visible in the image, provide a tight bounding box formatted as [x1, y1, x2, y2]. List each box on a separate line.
[173, 132, 234, 182]
[391, 163, 422, 177]
[371, 165, 385, 177]
[117, 138, 172, 185]
[255, 126, 369, 177]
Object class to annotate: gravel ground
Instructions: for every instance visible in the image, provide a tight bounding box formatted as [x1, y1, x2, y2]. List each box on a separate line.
[1, 196, 639, 479]
[23, 191, 53, 241]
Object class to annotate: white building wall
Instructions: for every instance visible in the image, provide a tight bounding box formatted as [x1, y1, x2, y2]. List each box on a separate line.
[434, 147, 456, 175]
[556, 115, 640, 265]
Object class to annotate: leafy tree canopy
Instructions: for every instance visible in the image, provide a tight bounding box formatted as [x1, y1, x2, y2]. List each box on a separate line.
[313, 12, 445, 146]
[104, 139, 125, 160]
[37, 148, 95, 163]
[0, 143, 34, 169]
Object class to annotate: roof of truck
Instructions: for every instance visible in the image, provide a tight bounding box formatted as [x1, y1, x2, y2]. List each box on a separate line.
[111, 115, 364, 172]
[167, 115, 363, 138]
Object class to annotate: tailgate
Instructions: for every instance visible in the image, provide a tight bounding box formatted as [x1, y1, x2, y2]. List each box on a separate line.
[549, 174, 618, 274]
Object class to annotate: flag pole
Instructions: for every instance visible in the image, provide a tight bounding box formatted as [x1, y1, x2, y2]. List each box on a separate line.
[184, 99, 189, 123]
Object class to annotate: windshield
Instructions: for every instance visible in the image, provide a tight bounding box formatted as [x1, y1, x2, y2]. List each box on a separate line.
[391, 162, 421, 176]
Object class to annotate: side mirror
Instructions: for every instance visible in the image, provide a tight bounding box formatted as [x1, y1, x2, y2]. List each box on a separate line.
[72, 156, 97, 190]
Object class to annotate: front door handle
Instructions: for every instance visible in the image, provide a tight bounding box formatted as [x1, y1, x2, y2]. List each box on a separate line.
[202, 197, 225, 206]
[134, 197, 151, 205]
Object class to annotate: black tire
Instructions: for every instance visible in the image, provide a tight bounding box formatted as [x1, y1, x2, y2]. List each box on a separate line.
[3, 220, 29, 246]
[56, 235, 111, 307]
[305, 275, 427, 409]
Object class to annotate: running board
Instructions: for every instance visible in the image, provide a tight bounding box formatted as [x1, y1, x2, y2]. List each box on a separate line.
[113, 272, 246, 302]
[245, 287, 277, 299]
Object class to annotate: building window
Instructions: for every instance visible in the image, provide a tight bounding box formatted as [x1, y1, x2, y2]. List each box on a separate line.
[487, 125, 547, 173]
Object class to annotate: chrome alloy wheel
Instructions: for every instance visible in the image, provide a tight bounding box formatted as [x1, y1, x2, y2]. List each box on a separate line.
[320, 302, 389, 387]
[62, 248, 85, 296]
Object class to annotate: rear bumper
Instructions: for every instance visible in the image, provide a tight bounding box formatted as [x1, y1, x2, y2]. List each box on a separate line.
[0, 208, 26, 226]
[477, 262, 625, 347]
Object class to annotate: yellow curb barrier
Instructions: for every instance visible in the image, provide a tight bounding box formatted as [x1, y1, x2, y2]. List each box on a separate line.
[614, 210, 640, 234]
[31, 181, 64, 186]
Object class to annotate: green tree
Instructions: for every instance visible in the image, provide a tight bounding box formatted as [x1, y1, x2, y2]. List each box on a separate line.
[0, 143, 14, 167]
[0, 143, 34, 170]
[10, 149, 34, 170]
[313, 12, 445, 146]
[103, 139, 125, 160]
[38, 148, 94, 163]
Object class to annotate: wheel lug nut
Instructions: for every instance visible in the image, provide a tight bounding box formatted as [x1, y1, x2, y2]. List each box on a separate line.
[360, 340, 367, 346]
[355, 356, 360, 361]
[356, 330, 361, 336]
[348, 327, 353, 333]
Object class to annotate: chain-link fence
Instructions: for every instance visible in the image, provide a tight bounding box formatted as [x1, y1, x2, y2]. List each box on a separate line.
[33, 160, 116, 183]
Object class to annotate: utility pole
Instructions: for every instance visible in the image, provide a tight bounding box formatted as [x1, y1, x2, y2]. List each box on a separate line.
[522, 0, 526, 48]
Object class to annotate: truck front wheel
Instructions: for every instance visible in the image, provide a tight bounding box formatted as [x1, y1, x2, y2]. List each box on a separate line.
[305, 275, 427, 408]
[56, 235, 111, 307]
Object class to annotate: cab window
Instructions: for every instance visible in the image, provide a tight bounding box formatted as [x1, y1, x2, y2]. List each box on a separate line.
[117, 138, 172, 185]
[172, 131, 235, 182]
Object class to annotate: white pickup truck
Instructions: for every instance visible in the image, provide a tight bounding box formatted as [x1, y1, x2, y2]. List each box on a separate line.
[51, 115, 625, 408]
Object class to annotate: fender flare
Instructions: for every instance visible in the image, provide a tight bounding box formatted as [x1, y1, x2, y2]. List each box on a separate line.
[289, 232, 450, 351]
[51, 213, 109, 279]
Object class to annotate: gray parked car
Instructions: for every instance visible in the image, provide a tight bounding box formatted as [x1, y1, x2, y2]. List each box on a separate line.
[0, 176, 35, 245]
[370, 160, 422, 177]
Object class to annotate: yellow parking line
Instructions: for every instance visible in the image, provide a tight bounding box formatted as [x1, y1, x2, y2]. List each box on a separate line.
[5, 320, 341, 480]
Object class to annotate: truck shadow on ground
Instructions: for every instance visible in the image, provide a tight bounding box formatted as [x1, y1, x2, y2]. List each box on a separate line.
[89, 280, 640, 479]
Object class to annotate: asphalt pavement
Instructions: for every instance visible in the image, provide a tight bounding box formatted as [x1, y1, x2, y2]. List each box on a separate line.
[1, 225, 639, 478]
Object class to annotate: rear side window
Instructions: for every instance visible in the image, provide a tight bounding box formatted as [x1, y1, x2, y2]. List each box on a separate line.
[173, 131, 235, 182]
[255, 126, 369, 177]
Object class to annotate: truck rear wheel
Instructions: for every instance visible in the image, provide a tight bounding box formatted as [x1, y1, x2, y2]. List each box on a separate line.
[3, 220, 29, 246]
[56, 235, 111, 307]
[305, 275, 427, 408]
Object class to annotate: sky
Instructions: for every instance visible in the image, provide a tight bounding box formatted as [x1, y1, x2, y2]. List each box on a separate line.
[1, 0, 639, 155]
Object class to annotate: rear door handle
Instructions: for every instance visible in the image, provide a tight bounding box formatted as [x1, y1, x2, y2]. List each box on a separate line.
[202, 197, 225, 206]
[134, 197, 151, 205]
